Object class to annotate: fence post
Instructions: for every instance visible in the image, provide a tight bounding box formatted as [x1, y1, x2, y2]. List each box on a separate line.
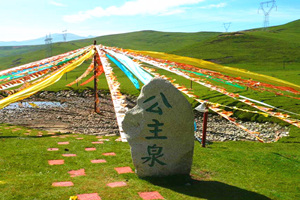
[202, 105, 208, 147]
[94, 40, 100, 113]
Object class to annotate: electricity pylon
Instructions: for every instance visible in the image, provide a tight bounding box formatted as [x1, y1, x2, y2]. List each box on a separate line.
[258, 0, 277, 30]
[45, 34, 53, 57]
[62, 30, 67, 42]
[223, 22, 231, 32]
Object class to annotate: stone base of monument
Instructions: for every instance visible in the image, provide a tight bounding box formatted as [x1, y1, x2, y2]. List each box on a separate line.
[122, 78, 195, 177]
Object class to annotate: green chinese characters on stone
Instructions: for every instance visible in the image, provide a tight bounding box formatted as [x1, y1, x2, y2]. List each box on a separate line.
[146, 119, 167, 139]
[143, 92, 172, 115]
[141, 144, 166, 167]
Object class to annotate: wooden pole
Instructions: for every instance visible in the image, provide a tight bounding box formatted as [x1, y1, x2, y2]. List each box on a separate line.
[94, 40, 100, 113]
[202, 106, 208, 147]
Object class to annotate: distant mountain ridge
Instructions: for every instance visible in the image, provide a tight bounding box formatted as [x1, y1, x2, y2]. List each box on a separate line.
[0, 33, 94, 46]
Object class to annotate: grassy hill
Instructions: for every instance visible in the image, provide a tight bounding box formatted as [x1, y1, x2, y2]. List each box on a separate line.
[89, 31, 220, 52]
[173, 19, 300, 65]
[0, 20, 299, 84]
[171, 19, 300, 84]
[0, 45, 44, 60]
[0, 31, 219, 69]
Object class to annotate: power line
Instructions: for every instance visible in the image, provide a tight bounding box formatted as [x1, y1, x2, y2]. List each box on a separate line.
[106, 18, 222, 32]
[258, 0, 277, 30]
[150, 22, 222, 32]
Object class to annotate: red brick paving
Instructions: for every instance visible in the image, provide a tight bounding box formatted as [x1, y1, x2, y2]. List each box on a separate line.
[85, 147, 96, 151]
[107, 181, 127, 188]
[138, 191, 164, 200]
[48, 160, 64, 165]
[102, 152, 116, 156]
[47, 148, 59, 151]
[92, 141, 103, 144]
[62, 154, 77, 157]
[58, 141, 69, 145]
[77, 193, 101, 200]
[98, 139, 110, 141]
[114, 167, 134, 174]
[68, 169, 86, 177]
[91, 159, 107, 164]
[52, 181, 74, 187]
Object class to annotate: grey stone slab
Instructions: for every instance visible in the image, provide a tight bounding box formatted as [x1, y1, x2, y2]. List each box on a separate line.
[122, 77, 194, 177]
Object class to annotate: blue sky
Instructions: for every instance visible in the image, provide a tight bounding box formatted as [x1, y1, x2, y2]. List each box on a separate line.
[0, 0, 299, 41]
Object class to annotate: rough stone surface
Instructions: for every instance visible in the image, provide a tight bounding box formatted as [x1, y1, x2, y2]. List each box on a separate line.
[194, 112, 290, 142]
[0, 90, 289, 142]
[122, 78, 194, 177]
[0, 90, 128, 135]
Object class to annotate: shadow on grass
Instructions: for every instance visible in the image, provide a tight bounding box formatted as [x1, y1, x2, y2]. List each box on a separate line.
[272, 152, 300, 163]
[279, 141, 300, 143]
[0, 132, 72, 139]
[142, 175, 271, 200]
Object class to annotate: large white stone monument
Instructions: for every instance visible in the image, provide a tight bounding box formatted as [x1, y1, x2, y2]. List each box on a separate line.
[122, 78, 194, 177]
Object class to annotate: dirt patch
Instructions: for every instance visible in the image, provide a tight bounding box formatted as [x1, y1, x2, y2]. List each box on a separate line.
[0, 90, 136, 136]
[0, 90, 289, 142]
[218, 32, 244, 37]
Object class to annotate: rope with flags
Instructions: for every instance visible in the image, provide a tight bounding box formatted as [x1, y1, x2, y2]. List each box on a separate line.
[0, 44, 299, 143]
[0, 46, 93, 109]
[103, 46, 300, 129]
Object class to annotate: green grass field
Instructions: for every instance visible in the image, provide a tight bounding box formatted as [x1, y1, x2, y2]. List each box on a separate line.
[0, 124, 299, 200]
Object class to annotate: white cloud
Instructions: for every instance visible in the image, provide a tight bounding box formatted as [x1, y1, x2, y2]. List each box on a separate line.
[49, 1, 66, 7]
[159, 9, 186, 16]
[200, 3, 227, 9]
[63, 0, 205, 23]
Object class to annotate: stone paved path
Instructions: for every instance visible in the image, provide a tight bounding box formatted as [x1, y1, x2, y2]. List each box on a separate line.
[46, 132, 164, 199]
